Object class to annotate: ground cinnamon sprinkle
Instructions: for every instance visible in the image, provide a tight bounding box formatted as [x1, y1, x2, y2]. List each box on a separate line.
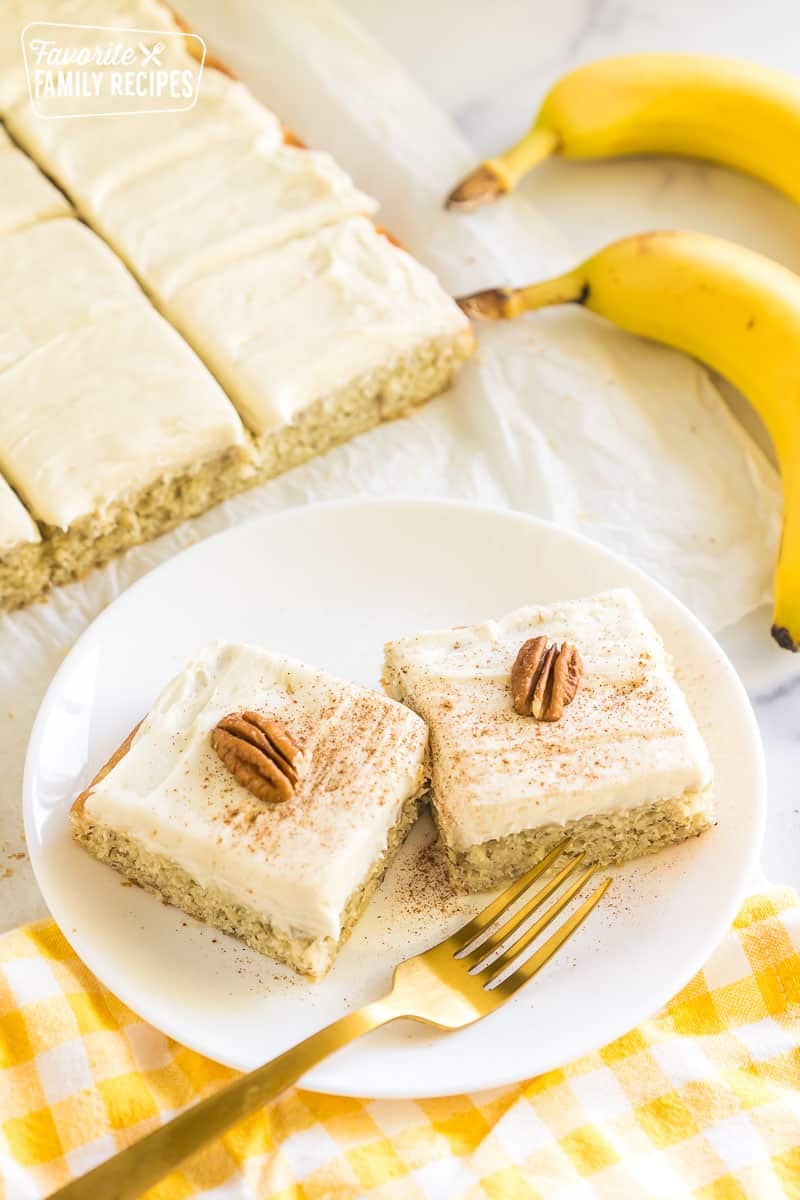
[392, 832, 467, 934]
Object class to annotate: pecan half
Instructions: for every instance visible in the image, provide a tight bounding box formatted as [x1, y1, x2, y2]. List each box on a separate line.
[212, 711, 305, 803]
[511, 637, 582, 721]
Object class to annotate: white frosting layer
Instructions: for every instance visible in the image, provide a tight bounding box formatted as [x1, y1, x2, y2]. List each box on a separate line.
[5, 17, 469, 440]
[0, 299, 245, 528]
[93, 143, 377, 294]
[8, 68, 283, 209]
[167, 217, 471, 436]
[8, 57, 371, 295]
[0, 0, 185, 114]
[84, 642, 428, 941]
[4, 6, 469, 457]
[384, 589, 714, 851]
[0, 129, 71, 236]
[0, 476, 39, 552]
[0, 219, 140, 374]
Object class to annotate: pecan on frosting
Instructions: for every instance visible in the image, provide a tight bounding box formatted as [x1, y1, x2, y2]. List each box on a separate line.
[212, 711, 306, 803]
[510, 637, 582, 722]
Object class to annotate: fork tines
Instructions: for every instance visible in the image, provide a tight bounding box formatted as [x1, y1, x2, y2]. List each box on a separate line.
[455, 839, 611, 993]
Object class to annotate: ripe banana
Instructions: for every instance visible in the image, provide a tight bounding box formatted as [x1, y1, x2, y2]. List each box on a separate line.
[457, 230, 800, 650]
[446, 54, 800, 209]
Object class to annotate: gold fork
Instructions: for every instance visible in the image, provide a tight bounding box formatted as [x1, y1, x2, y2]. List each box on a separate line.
[51, 841, 610, 1200]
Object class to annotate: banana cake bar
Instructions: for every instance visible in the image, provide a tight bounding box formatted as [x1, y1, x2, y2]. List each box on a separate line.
[164, 217, 473, 471]
[383, 588, 714, 892]
[0, 217, 250, 596]
[71, 642, 429, 977]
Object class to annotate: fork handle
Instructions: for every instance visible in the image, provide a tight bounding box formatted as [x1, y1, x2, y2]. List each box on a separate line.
[49, 999, 396, 1200]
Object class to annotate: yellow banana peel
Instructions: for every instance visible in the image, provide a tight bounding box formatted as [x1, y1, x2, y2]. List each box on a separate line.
[458, 231, 800, 650]
[447, 54, 800, 209]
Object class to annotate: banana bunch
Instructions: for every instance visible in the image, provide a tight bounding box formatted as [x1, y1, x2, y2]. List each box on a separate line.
[446, 54, 800, 209]
[448, 53, 800, 649]
[457, 231, 800, 650]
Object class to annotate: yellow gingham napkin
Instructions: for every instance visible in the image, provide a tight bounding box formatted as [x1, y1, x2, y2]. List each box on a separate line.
[1, 890, 799, 1200]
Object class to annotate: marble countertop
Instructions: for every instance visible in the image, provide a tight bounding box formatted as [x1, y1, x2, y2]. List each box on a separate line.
[340, 0, 800, 889]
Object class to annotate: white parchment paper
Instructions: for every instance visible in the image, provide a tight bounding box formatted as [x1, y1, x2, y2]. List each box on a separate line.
[0, 0, 781, 927]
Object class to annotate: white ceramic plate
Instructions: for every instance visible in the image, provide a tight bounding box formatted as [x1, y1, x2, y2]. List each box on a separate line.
[24, 499, 764, 1098]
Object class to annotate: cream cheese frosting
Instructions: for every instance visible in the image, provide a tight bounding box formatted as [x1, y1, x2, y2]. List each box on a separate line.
[166, 216, 471, 437]
[9, 61, 373, 295]
[384, 589, 713, 852]
[91, 143, 378, 294]
[0, 128, 71, 237]
[0, 219, 140, 374]
[4, 16, 470, 442]
[0, 0, 187, 115]
[0, 476, 39, 553]
[7, 68, 283, 210]
[83, 642, 429, 941]
[0, 301, 245, 529]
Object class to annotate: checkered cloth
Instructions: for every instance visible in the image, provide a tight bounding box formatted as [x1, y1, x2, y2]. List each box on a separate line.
[1, 890, 799, 1200]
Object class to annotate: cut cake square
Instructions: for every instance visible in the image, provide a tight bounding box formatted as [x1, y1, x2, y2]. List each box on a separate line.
[0, 303, 250, 583]
[71, 642, 430, 977]
[165, 216, 474, 473]
[0, 217, 251, 597]
[383, 588, 715, 891]
[82, 142, 377, 295]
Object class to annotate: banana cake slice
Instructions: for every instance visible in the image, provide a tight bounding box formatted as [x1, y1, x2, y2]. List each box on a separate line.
[383, 588, 714, 892]
[0, 218, 250, 597]
[71, 642, 429, 978]
[165, 216, 473, 477]
[87, 141, 377, 295]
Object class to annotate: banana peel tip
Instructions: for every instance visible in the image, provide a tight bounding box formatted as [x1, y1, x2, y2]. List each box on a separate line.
[456, 288, 510, 319]
[771, 624, 799, 651]
[446, 164, 507, 210]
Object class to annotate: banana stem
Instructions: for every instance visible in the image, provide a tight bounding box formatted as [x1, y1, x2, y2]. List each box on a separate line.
[488, 125, 560, 191]
[509, 270, 587, 316]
